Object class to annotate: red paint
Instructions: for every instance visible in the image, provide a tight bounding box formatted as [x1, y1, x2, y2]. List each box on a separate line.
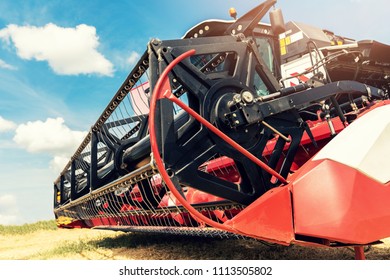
[225, 186, 294, 245]
[292, 159, 390, 244]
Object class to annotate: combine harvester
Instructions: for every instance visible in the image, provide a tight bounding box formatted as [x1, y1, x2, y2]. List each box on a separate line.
[53, 0, 390, 259]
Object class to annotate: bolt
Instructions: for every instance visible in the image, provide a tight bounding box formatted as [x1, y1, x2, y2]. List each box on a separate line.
[242, 91, 254, 103]
[233, 94, 241, 103]
[151, 38, 161, 46]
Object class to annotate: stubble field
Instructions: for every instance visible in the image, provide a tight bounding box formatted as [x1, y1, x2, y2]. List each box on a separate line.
[1, 221, 390, 260]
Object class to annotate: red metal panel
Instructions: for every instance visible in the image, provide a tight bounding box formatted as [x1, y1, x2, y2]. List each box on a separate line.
[129, 81, 150, 115]
[293, 159, 390, 244]
[224, 186, 294, 245]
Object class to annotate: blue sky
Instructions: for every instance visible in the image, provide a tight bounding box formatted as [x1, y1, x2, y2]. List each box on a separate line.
[0, 0, 389, 225]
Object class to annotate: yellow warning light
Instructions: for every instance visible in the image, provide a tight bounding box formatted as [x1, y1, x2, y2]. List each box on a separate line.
[229, 7, 237, 20]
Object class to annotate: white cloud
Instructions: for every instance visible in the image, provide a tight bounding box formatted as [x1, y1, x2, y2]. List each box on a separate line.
[112, 50, 141, 71]
[0, 58, 16, 70]
[49, 155, 71, 174]
[0, 23, 114, 76]
[0, 194, 21, 225]
[0, 116, 17, 132]
[127, 51, 141, 66]
[13, 117, 86, 156]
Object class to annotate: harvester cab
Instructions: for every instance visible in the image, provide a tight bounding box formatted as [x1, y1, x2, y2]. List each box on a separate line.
[53, 0, 390, 259]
